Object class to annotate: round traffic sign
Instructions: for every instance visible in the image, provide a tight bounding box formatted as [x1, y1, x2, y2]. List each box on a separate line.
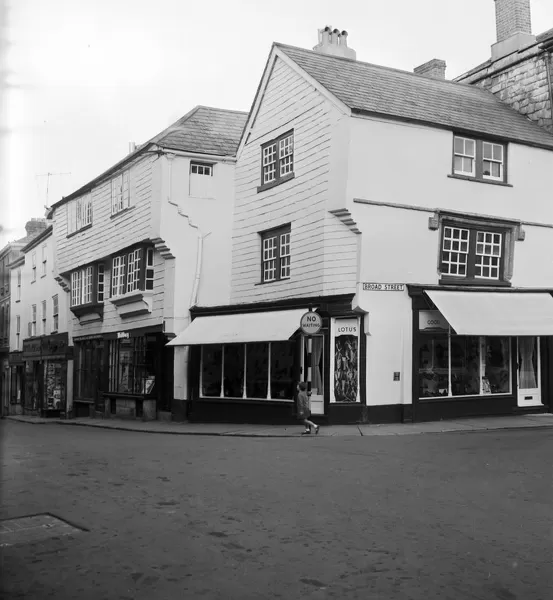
[300, 311, 322, 335]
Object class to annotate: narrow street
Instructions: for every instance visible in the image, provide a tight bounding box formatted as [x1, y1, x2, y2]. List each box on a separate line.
[1, 421, 551, 600]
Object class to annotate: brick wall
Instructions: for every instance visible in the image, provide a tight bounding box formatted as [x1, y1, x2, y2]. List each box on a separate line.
[495, 0, 532, 42]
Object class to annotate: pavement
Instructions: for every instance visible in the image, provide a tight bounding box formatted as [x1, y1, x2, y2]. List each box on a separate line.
[4, 411, 553, 437]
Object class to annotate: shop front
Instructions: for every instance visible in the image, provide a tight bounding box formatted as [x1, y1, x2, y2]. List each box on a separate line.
[95, 326, 173, 420]
[410, 288, 553, 421]
[8, 352, 24, 415]
[168, 295, 367, 424]
[21, 333, 72, 418]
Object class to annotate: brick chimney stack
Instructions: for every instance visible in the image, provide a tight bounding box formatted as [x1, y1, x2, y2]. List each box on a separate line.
[313, 26, 356, 60]
[492, 0, 535, 60]
[24, 218, 48, 239]
[414, 59, 447, 80]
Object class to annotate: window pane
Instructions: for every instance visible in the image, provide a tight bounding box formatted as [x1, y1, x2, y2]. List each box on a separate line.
[483, 337, 510, 394]
[451, 335, 480, 396]
[270, 341, 295, 400]
[419, 334, 449, 398]
[465, 139, 475, 156]
[483, 142, 493, 160]
[246, 343, 269, 398]
[493, 144, 503, 161]
[223, 344, 244, 398]
[201, 345, 222, 397]
[454, 137, 464, 154]
[518, 337, 538, 389]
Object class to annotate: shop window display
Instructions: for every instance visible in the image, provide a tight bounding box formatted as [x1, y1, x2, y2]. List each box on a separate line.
[419, 333, 511, 399]
[200, 341, 295, 401]
[334, 335, 358, 403]
[108, 336, 157, 395]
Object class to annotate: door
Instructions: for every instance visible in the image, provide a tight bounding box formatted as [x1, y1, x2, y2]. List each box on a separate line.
[302, 335, 325, 415]
[517, 336, 542, 407]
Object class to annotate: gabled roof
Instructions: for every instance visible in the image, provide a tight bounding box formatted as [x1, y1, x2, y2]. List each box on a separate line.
[52, 105, 248, 209]
[151, 106, 248, 156]
[276, 44, 553, 150]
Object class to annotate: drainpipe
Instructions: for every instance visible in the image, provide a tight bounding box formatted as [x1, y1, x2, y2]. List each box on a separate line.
[167, 199, 211, 309]
[544, 50, 553, 131]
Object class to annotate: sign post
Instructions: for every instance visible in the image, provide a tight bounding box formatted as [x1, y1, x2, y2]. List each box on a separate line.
[300, 308, 322, 398]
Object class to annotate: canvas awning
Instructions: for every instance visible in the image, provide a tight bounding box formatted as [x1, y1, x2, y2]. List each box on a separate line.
[167, 308, 307, 346]
[425, 290, 553, 336]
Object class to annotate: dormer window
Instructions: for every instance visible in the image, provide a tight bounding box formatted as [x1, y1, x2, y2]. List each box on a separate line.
[452, 136, 506, 184]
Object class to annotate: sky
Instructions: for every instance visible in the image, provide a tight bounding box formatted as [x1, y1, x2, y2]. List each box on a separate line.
[1, 0, 553, 247]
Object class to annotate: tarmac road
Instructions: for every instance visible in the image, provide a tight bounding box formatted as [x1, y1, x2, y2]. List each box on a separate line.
[0, 420, 551, 599]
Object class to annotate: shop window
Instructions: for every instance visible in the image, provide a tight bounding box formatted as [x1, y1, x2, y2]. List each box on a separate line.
[261, 225, 291, 283]
[246, 343, 269, 398]
[200, 341, 295, 401]
[75, 339, 103, 401]
[107, 336, 156, 395]
[418, 333, 511, 399]
[440, 223, 508, 284]
[111, 246, 155, 298]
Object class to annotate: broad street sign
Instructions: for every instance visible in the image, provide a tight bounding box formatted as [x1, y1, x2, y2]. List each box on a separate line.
[300, 311, 322, 335]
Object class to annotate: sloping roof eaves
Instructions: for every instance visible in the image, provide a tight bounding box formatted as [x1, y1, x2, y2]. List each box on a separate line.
[21, 226, 53, 254]
[52, 106, 248, 210]
[277, 44, 553, 151]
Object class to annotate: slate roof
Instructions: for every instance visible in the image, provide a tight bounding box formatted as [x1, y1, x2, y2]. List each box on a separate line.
[52, 106, 247, 208]
[276, 44, 553, 150]
[152, 106, 248, 156]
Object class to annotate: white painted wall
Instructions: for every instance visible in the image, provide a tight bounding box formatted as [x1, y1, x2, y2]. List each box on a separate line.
[10, 232, 70, 349]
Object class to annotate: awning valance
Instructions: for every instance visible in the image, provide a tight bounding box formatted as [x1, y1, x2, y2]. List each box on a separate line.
[425, 290, 553, 336]
[167, 308, 307, 346]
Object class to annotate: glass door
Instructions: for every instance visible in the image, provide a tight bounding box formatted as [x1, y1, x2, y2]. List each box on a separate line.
[517, 336, 542, 407]
[302, 335, 324, 415]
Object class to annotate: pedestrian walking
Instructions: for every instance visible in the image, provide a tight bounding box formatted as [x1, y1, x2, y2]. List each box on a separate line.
[297, 382, 319, 435]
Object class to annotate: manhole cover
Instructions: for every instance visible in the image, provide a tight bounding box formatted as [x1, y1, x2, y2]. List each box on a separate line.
[0, 513, 87, 547]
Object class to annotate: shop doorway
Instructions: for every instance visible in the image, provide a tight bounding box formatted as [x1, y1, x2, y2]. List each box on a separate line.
[302, 335, 324, 415]
[517, 336, 542, 407]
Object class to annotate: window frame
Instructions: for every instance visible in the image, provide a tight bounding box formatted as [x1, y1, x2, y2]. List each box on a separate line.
[258, 130, 295, 192]
[16, 315, 21, 350]
[31, 252, 36, 282]
[41, 300, 47, 334]
[16, 269, 21, 301]
[111, 245, 154, 298]
[52, 294, 59, 332]
[67, 193, 93, 235]
[31, 304, 37, 336]
[70, 264, 98, 308]
[190, 162, 213, 176]
[111, 170, 131, 215]
[41, 245, 47, 276]
[260, 225, 291, 284]
[439, 221, 509, 285]
[452, 135, 507, 183]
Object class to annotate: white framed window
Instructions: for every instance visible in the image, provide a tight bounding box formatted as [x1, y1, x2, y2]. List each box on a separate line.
[71, 266, 94, 306]
[261, 225, 291, 283]
[97, 264, 105, 302]
[482, 142, 504, 181]
[111, 255, 126, 297]
[41, 300, 47, 334]
[453, 137, 475, 176]
[260, 131, 294, 188]
[67, 194, 93, 234]
[475, 231, 502, 280]
[280, 232, 291, 279]
[41, 244, 47, 276]
[31, 304, 37, 336]
[52, 295, 59, 332]
[190, 163, 213, 176]
[145, 248, 154, 290]
[32, 252, 37, 282]
[111, 170, 131, 215]
[453, 136, 506, 183]
[441, 226, 470, 277]
[16, 269, 21, 301]
[126, 249, 142, 293]
[16, 315, 21, 350]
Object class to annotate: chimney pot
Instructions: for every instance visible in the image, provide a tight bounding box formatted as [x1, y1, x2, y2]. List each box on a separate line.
[313, 25, 356, 60]
[414, 58, 447, 80]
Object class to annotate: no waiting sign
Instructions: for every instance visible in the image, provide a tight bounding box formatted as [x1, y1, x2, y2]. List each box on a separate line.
[300, 311, 322, 335]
